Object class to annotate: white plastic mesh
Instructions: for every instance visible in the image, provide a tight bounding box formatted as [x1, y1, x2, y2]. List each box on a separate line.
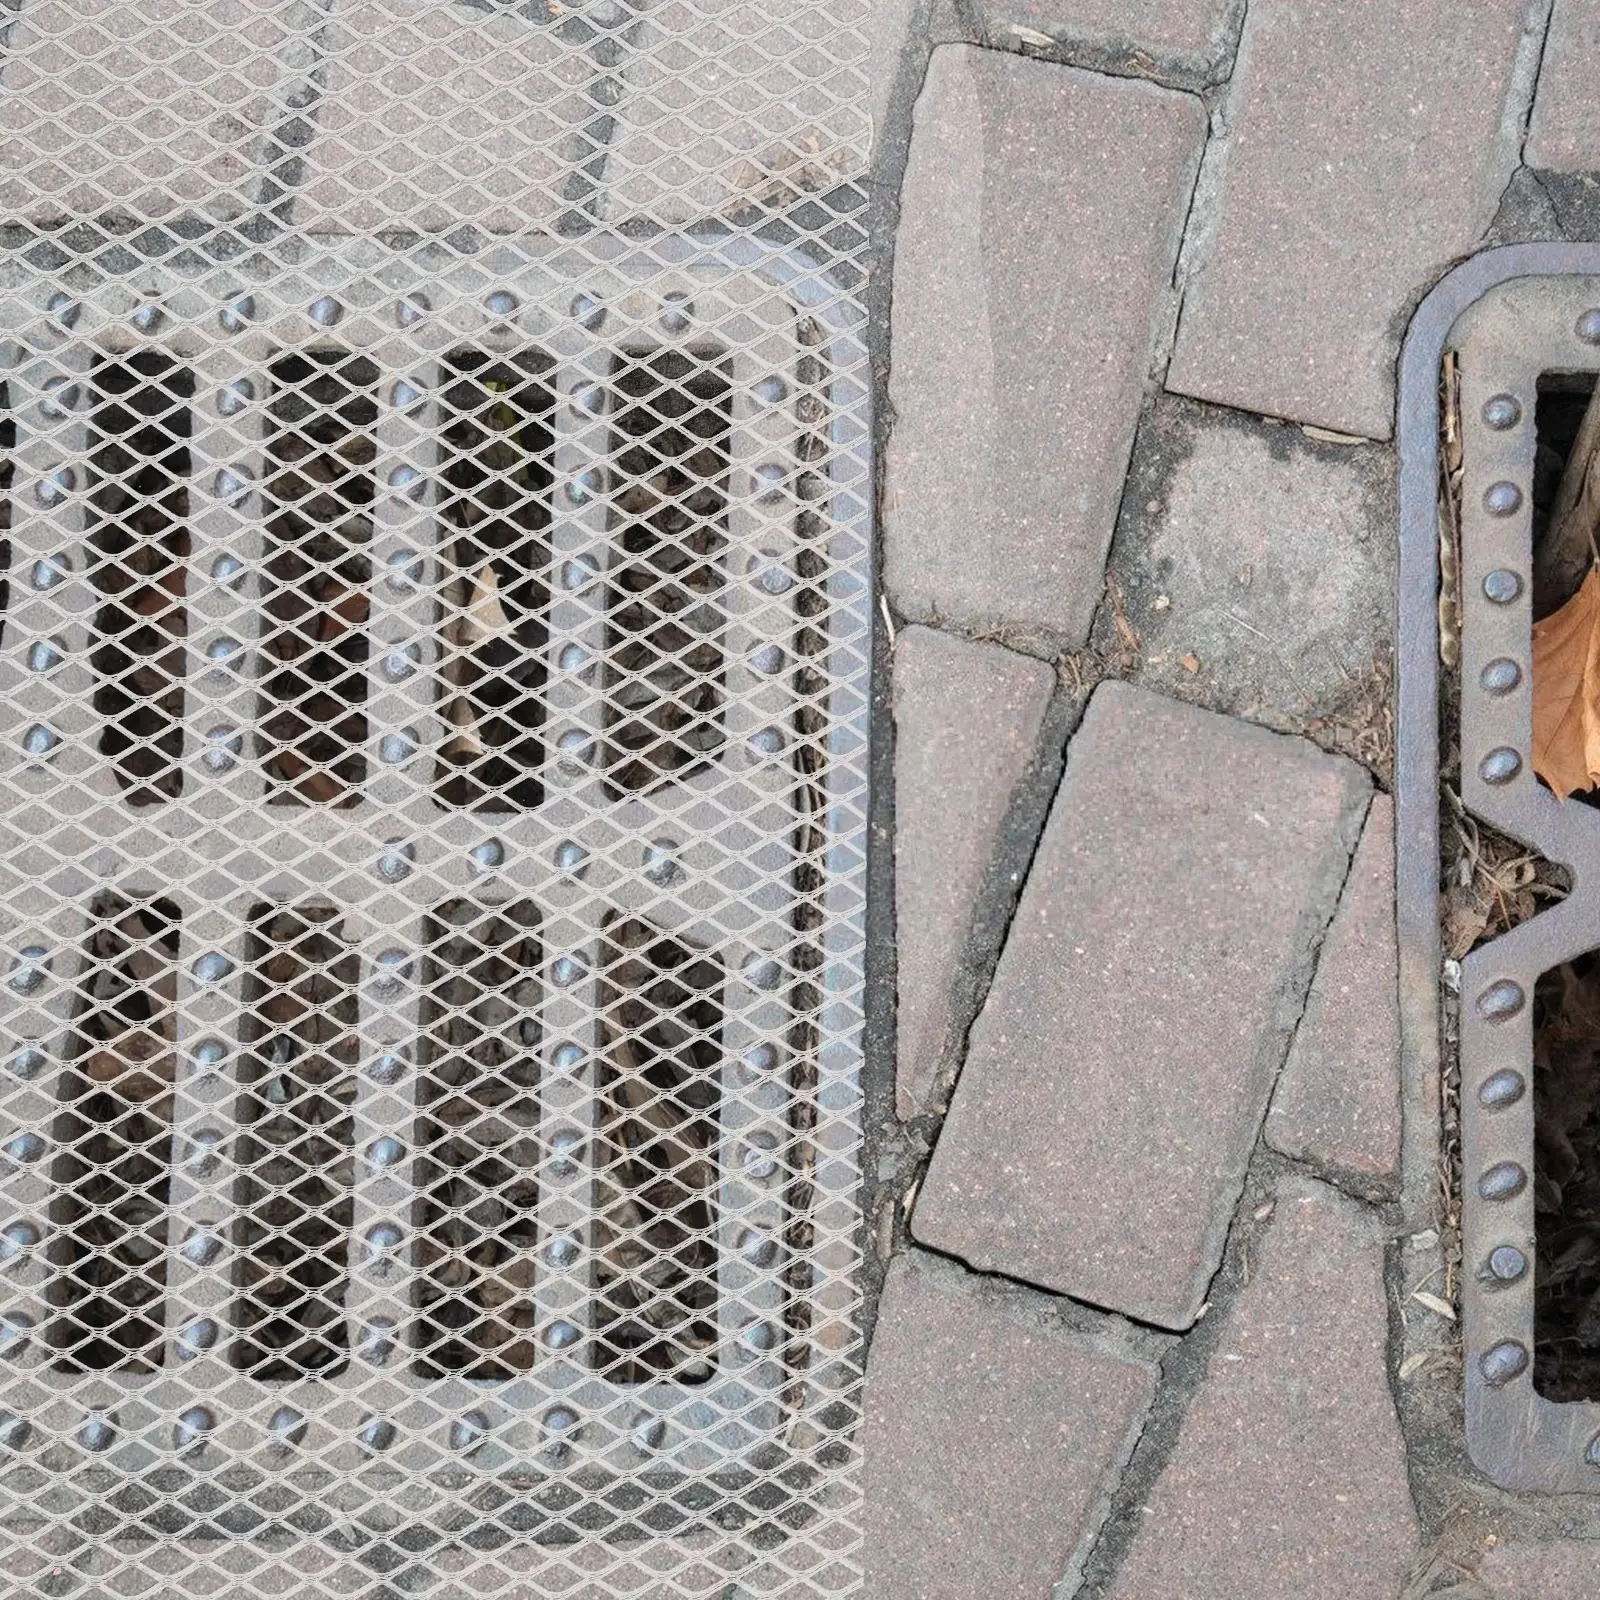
[0, 2, 871, 1592]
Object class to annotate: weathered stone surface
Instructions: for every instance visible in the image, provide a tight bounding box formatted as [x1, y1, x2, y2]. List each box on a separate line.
[893, 627, 1054, 1120]
[1097, 399, 1396, 734]
[1479, 1537, 1600, 1598]
[603, 0, 873, 225]
[300, 0, 593, 232]
[863, 1253, 1156, 1600]
[1168, 0, 1528, 439]
[1109, 1180, 1416, 1599]
[915, 682, 1369, 1329]
[981, 0, 1239, 79]
[0, 0, 293, 221]
[1527, 0, 1600, 172]
[884, 47, 1204, 649]
[1268, 794, 1401, 1188]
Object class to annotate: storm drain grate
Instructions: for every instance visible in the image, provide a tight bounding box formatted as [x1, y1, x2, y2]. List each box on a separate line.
[1401, 246, 1600, 1493]
[0, 248, 869, 1571]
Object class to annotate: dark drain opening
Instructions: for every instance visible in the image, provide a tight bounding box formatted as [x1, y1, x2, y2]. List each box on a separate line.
[48, 894, 182, 1372]
[231, 904, 359, 1378]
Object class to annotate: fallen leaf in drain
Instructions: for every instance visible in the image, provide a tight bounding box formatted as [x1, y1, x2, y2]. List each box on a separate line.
[1532, 565, 1600, 798]
[1409, 1289, 1456, 1321]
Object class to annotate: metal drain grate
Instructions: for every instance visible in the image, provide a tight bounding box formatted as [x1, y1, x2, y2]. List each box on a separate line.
[1401, 245, 1600, 1493]
[0, 239, 869, 1586]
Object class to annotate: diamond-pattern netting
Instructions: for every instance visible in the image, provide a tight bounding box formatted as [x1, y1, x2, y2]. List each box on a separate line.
[0, 0, 869, 1589]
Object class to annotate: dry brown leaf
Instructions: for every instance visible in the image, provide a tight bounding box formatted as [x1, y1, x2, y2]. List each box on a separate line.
[1410, 1289, 1457, 1321]
[459, 563, 512, 650]
[1532, 566, 1600, 798]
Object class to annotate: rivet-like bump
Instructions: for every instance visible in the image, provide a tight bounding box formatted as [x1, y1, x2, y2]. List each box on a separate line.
[543, 1320, 582, 1352]
[545, 1233, 580, 1268]
[214, 467, 252, 504]
[450, 1410, 489, 1454]
[551, 955, 586, 989]
[1483, 481, 1523, 517]
[358, 1416, 396, 1452]
[1578, 308, 1600, 345]
[365, 1135, 405, 1170]
[8, 947, 48, 994]
[211, 552, 246, 586]
[39, 377, 79, 419]
[21, 724, 59, 760]
[1477, 979, 1525, 1021]
[364, 1221, 403, 1255]
[176, 1318, 219, 1361]
[309, 295, 344, 328]
[6, 1048, 45, 1080]
[219, 294, 255, 334]
[46, 292, 80, 330]
[35, 467, 74, 507]
[570, 293, 605, 330]
[742, 1042, 778, 1076]
[174, 1406, 214, 1454]
[1479, 747, 1521, 786]
[738, 1228, 779, 1268]
[549, 1129, 583, 1177]
[0, 1410, 29, 1453]
[370, 950, 411, 995]
[633, 1414, 666, 1451]
[1480, 1339, 1529, 1385]
[751, 643, 786, 675]
[1482, 393, 1523, 430]
[380, 645, 419, 682]
[661, 291, 694, 334]
[469, 837, 506, 872]
[551, 1042, 583, 1073]
[643, 839, 681, 885]
[388, 463, 424, 498]
[192, 951, 234, 984]
[755, 375, 789, 405]
[0, 1221, 39, 1266]
[385, 550, 424, 593]
[368, 1051, 406, 1086]
[218, 379, 254, 418]
[77, 1415, 114, 1454]
[1478, 1161, 1528, 1202]
[1480, 658, 1521, 695]
[132, 300, 164, 334]
[376, 839, 415, 883]
[267, 1405, 307, 1450]
[0, 1133, 43, 1168]
[395, 292, 430, 328]
[741, 1134, 779, 1182]
[1487, 1245, 1527, 1283]
[379, 730, 418, 765]
[742, 953, 782, 991]
[30, 553, 70, 591]
[201, 725, 241, 774]
[181, 1231, 224, 1267]
[0, 1315, 30, 1359]
[1482, 569, 1522, 604]
[356, 1319, 396, 1363]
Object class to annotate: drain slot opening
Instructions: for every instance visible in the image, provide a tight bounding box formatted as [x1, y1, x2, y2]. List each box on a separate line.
[259, 353, 377, 807]
[231, 904, 359, 1378]
[48, 894, 181, 1371]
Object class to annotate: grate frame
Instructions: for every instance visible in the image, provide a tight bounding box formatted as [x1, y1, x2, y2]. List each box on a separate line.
[1400, 244, 1600, 1493]
[0, 232, 871, 1524]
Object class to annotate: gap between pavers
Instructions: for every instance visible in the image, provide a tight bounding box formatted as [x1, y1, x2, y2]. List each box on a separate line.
[861, 1249, 1159, 1600]
[1103, 1176, 1416, 1600]
[978, 0, 1242, 88]
[912, 680, 1371, 1331]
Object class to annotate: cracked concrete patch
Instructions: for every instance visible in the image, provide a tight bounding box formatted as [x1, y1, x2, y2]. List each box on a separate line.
[1094, 397, 1396, 750]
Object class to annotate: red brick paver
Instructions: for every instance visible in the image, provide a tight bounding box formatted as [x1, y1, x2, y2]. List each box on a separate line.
[863, 1253, 1157, 1600]
[914, 681, 1369, 1329]
[884, 46, 1203, 648]
[892, 627, 1053, 1119]
[1267, 794, 1401, 1189]
[1109, 1180, 1416, 1599]
[1168, 0, 1529, 439]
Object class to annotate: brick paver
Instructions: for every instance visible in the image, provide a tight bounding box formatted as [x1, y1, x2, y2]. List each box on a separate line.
[1478, 1538, 1600, 1597]
[1096, 399, 1395, 730]
[603, 0, 872, 224]
[981, 0, 1239, 78]
[1167, 0, 1528, 439]
[884, 47, 1203, 649]
[914, 681, 1369, 1329]
[1267, 794, 1401, 1188]
[863, 1252, 1157, 1600]
[0, 0, 293, 221]
[893, 627, 1054, 1120]
[301, 0, 593, 232]
[1526, 0, 1600, 172]
[1109, 1180, 1416, 1599]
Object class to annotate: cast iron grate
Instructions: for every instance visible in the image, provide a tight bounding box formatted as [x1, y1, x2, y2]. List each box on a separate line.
[0, 253, 868, 1564]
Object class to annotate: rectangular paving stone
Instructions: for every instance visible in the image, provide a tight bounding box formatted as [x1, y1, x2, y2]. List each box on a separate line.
[884, 47, 1204, 650]
[893, 627, 1054, 1120]
[0, 0, 295, 222]
[863, 1252, 1156, 1600]
[299, 0, 593, 232]
[1526, 0, 1600, 172]
[1096, 398, 1395, 736]
[981, 0, 1239, 80]
[1109, 1179, 1416, 1600]
[1267, 793, 1401, 1190]
[1167, 0, 1527, 440]
[915, 681, 1369, 1329]
[603, 0, 872, 225]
